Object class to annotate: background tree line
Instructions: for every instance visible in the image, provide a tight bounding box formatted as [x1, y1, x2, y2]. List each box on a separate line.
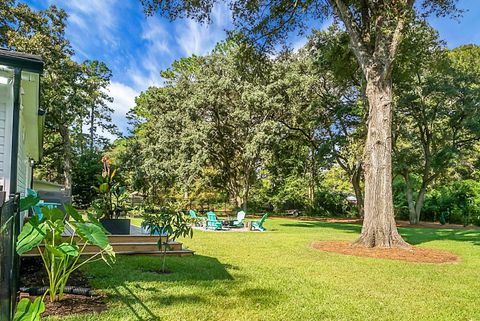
[2, 0, 479, 228]
[1, 0, 117, 202]
[111, 21, 480, 225]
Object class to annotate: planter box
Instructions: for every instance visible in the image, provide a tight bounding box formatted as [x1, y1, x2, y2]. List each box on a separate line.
[100, 218, 131, 235]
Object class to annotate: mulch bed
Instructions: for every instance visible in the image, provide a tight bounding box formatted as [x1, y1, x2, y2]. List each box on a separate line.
[20, 257, 90, 288]
[19, 257, 107, 317]
[311, 241, 459, 264]
[29, 293, 107, 318]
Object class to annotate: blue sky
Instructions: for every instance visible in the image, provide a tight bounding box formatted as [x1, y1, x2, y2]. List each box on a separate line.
[23, 0, 480, 137]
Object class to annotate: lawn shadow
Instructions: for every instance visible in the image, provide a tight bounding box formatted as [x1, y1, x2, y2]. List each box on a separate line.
[109, 255, 235, 284]
[147, 293, 205, 306]
[280, 221, 361, 234]
[238, 287, 281, 305]
[88, 255, 234, 320]
[399, 227, 480, 246]
[112, 284, 160, 321]
[281, 220, 480, 246]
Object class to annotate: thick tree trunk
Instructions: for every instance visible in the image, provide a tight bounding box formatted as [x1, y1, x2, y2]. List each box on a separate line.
[404, 173, 427, 225]
[351, 161, 364, 217]
[404, 172, 417, 224]
[234, 185, 249, 211]
[353, 77, 409, 248]
[90, 106, 95, 151]
[59, 125, 72, 197]
[308, 150, 317, 208]
[415, 187, 426, 223]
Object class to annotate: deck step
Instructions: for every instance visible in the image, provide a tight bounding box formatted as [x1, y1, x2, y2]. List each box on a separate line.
[22, 249, 194, 257]
[21, 232, 192, 257]
[108, 235, 167, 243]
[23, 241, 183, 255]
[120, 249, 195, 256]
[60, 235, 167, 243]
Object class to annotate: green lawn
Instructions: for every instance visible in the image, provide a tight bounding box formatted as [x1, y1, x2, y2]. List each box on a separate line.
[47, 218, 480, 321]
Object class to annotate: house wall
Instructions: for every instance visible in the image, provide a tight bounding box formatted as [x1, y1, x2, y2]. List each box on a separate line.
[33, 180, 64, 193]
[0, 72, 13, 195]
[16, 113, 29, 196]
[0, 69, 38, 199]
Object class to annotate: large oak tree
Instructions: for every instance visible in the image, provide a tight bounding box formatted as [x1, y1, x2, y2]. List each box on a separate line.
[141, 0, 459, 247]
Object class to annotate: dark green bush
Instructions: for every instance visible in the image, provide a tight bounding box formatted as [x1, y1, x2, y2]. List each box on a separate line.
[310, 189, 353, 217]
[72, 152, 103, 208]
[423, 180, 480, 226]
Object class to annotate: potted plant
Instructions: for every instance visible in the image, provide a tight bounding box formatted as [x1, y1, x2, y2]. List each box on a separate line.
[93, 155, 131, 234]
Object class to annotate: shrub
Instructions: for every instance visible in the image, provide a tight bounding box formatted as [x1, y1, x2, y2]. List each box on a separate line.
[423, 180, 480, 226]
[310, 188, 353, 216]
[141, 207, 193, 272]
[72, 152, 103, 208]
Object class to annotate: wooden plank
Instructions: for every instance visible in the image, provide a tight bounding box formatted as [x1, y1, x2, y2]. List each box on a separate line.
[21, 249, 194, 257]
[60, 235, 166, 243]
[23, 241, 183, 255]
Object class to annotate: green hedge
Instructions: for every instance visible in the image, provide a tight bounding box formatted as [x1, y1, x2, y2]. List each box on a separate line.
[423, 180, 480, 226]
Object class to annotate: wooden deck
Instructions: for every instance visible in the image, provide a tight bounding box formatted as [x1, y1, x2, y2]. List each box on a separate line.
[22, 234, 194, 257]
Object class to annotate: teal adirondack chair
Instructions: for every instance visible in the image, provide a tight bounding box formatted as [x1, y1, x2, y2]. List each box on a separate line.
[231, 211, 246, 228]
[206, 211, 223, 230]
[189, 209, 199, 219]
[27, 188, 61, 219]
[189, 209, 205, 226]
[251, 213, 269, 231]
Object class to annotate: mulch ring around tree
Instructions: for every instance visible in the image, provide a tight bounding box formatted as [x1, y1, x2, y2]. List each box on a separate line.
[19, 257, 107, 317]
[311, 241, 459, 264]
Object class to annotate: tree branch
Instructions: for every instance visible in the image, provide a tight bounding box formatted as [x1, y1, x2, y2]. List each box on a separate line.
[328, 0, 370, 73]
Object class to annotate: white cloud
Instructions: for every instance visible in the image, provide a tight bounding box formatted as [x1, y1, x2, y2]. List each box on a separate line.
[292, 38, 308, 52]
[175, 3, 231, 57]
[50, 0, 121, 53]
[106, 81, 139, 136]
[127, 17, 173, 89]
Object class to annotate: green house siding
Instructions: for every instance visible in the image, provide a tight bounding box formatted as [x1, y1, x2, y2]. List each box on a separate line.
[0, 54, 42, 197]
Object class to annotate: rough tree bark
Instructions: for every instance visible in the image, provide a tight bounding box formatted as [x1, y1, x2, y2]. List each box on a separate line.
[307, 149, 316, 207]
[353, 76, 409, 248]
[351, 161, 364, 216]
[229, 172, 250, 211]
[331, 0, 412, 248]
[404, 172, 427, 224]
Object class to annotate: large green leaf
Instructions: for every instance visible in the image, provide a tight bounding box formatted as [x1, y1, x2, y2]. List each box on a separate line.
[86, 212, 109, 233]
[28, 214, 43, 227]
[56, 243, 80, 257]
[98, 183, 109, 193]
[44, 244, 65, 257]
[73, 222, 110, 250]
[64, 204, 84, 222]
[16, 222, 47, 255]
[100, 244, 116, 265]
[41, 207, 64, 222]
[13, 297, 45, 321]
[20, 195, 40, 212]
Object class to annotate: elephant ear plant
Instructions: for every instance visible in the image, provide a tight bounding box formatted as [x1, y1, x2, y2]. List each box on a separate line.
[13, 203, 115, 320]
